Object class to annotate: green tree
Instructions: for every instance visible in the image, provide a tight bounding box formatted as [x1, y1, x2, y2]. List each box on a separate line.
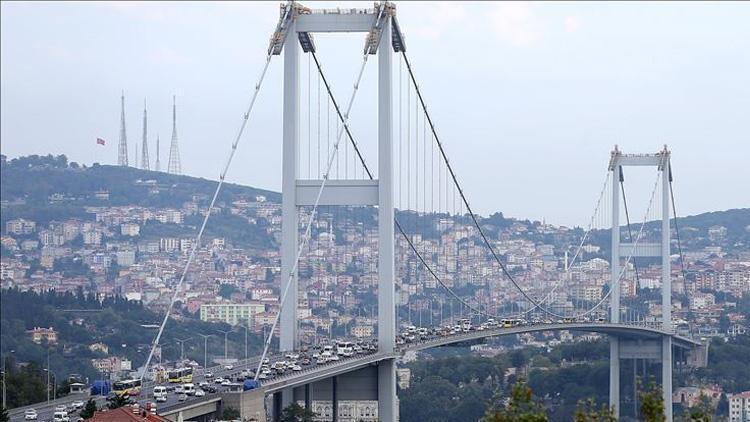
[683, 394, 713, 422]
[220, 406, 240, 420]
[639, 382, 666, 422]
[482, 378, 547, 422]
[574, 399, 616, 422]
[279, 403, 316, 422]
[80, 399, 98, 419]
[107, 394, 130, 409]
[716, 393, 729, 417]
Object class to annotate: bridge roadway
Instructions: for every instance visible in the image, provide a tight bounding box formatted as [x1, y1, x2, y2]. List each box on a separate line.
[9, 322, 698, 421]
[260, 322, 699, 394]
[7, 356, 264, 422]
[153, 321, 700, 419]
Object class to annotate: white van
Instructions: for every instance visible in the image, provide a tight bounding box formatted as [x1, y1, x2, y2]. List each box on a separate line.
[53, 412, 69, 422]
[153, 386, 167, 399]
[182, 383, 196, 396]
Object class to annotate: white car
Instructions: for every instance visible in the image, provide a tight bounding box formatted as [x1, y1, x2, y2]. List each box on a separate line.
[221, 379, 232, 386]
[71, 401, 84, 410]
[194, 389, 206, 397]
[292, 365, 302, 371]
[174, 385, 185, 394]
[156, 395, 167, 403]
[178, 393, 188, 402]
[204, 371, 214, 379]
[214, 377, 225, 384]
[223, 364, 233, 370]
[24, 410, 38, 420]
[55, 406, 67, 413]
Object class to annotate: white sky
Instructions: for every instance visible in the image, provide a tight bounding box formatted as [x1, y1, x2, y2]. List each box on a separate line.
[2, 1, 749, 226]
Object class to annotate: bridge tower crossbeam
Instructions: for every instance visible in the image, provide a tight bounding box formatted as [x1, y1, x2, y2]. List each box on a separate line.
[608, 145, 673, 420]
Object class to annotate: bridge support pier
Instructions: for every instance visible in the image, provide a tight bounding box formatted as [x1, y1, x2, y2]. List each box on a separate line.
[662, 336, 673, 421]
[378, 359, 397, 422]
[609, 336, 620, 418]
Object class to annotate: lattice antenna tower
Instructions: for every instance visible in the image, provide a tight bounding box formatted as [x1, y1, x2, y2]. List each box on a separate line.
[155, 134, 161, 172]
[118, 91, 129, 166]
[141, 99, 150, 170]
[167, 95, 181, 174]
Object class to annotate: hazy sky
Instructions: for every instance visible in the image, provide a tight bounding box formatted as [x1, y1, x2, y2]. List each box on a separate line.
[2, 1, 748, 226]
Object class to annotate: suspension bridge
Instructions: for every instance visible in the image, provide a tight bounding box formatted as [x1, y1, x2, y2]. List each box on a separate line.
[7, 3, 709, 422]
[139, 2, 708, 421]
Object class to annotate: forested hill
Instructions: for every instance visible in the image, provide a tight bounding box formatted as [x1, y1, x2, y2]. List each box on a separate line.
[0, 154, 280, 226]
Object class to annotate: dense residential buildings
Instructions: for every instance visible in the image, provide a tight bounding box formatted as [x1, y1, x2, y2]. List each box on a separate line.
[1, 163, 749, 409]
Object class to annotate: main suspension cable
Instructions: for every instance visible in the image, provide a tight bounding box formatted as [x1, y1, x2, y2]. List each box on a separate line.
[620, 166, 642, 289]
[669, 167, 688, 282]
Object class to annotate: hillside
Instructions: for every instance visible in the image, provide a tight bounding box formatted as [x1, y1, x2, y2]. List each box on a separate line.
[0, 154, 280, 249]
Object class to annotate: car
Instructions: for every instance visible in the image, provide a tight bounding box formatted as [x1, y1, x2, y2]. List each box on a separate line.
[258, 372, 268, 380]
[71, 401, 84, 410]
[178, 393, 188, 402]
[24, 410, 38, 420]
[156, 396, 167, 403]
[214, 377, 225, 384]
[174, 384, 184, 394]
[55, 406, 67, 413]
[194, 389, 206, 397]
[292, 365, 302, 371]
[202, 385, 218, 394]
[221, 379, 232, 386]
[204, 371, 214, 379]
[223, 364, 233, 370]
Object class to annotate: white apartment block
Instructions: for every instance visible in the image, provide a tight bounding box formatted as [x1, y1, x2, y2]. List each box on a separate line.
[730, 392, 750, 422]
[200, 303, 266, 326]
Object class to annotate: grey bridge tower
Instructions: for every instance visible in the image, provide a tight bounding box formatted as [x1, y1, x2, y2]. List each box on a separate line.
[608, 146, 673, 421]
[276, 2, 404, 421]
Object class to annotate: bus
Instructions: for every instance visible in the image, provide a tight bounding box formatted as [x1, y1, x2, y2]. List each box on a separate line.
[113, 379, 142, 397]
[168, 367, 193, 383]
[500, 319, 521, 328]
[562, 317, 576, 323]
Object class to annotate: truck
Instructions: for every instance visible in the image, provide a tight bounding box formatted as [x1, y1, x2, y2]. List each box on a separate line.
[243, 380, 261, 391]
[90, 380, 111, 396]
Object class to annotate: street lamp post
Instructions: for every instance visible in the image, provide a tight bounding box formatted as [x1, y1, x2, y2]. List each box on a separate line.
[236, 324, 249, 362]
[196, 334, 211, 370]
[216, 329, 231, 362]
[175, 338, 192, 362]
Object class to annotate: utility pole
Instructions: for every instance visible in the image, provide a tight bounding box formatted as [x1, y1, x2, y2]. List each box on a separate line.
[46, 348, 50, 403]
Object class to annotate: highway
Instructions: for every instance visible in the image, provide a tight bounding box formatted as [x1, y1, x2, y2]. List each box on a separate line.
[9, 320, 696, 421]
